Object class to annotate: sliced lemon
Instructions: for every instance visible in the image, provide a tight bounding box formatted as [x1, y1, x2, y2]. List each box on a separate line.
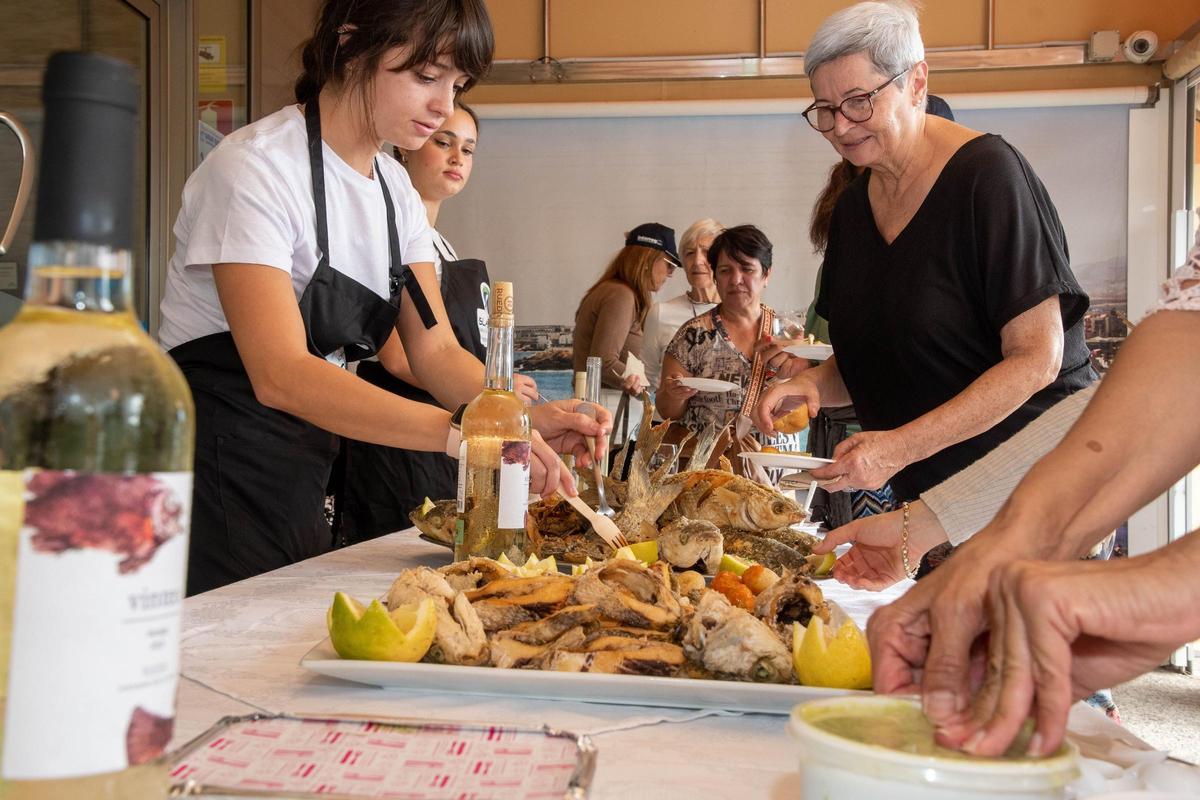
[718, 553, 753, 576]
[498, 552, 558, 576]
[327, 592, 437, 662]
[792, 617, 872, 690]
[812, 552, 837, 577]
[613, 541, 658, 564]
[418, 496, 436, 517]
[571, 557, 597, 576]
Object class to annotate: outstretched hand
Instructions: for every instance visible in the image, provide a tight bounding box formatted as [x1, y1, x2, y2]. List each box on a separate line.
[812, 499, 946, 591]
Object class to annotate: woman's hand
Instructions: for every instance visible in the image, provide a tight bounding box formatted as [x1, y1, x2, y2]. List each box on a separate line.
[622, 373, 649, 395]
[961, 552, 1192, 758]
[656, 375, 698, 411]
[528, 430, 575, 498]
[866, 508, 1047, 746]
[812, 429, 911, 492]
[755, 335, 811, 381]
[813, 500, 945, 590]
[530, 399, 612, 472]
[753, 373, 822, 435]
[514, 374, 540, 405]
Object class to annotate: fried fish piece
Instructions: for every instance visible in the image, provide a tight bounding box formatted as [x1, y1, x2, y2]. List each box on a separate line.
[681, 590, 793, 683]
[656, 517, 724, 572]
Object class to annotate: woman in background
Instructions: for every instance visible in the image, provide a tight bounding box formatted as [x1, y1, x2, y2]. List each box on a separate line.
[339, 103, 535, 542]
[573, 222, 679, 445]
[643, 218, 723, 394]
[657, 225, 805, 456]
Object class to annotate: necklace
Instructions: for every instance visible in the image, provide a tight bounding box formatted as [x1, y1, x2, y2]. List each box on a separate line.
[687, 288, 714, 318]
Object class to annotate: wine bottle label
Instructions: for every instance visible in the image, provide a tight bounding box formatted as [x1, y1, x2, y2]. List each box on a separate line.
[0, 469, 191, 780]
[496, 440, 531, 529]
[455, 440, 469, 514]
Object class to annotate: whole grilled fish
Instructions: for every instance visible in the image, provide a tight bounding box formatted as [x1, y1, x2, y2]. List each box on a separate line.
[664, 470, 804, 531]
[408, 499, 458, 547]
[722, 529, 815, 575]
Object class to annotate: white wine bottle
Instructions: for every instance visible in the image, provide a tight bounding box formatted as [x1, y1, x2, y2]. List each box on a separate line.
[455, 281, 532, 561]
[0, 52, 195, 799]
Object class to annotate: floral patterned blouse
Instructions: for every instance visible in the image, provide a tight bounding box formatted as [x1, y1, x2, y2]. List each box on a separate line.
[665, 305, 804, 449]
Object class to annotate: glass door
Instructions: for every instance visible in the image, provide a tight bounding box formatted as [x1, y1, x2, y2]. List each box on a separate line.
[0, 0, 192, 333]
[0, 1, 150, 324]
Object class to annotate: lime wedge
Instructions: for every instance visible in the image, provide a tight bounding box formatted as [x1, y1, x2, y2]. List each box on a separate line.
[718, 553, 753, 576]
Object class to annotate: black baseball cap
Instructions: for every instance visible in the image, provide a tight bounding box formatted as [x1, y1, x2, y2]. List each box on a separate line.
[625, 222, 681, 266]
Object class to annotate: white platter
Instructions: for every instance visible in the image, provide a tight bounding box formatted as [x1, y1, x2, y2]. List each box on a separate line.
[676, 377, 739, 393]
[740, 451, 835, 470]
[300, 637, 857, 714]
[782, 343, 834, 360]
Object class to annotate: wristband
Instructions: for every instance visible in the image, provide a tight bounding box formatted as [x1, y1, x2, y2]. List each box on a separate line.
[446, 403, 468, 457]
[445, 426, 462, 458]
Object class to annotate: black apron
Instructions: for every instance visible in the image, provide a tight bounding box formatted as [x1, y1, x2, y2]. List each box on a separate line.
[170, 98, 437, 595]
[341, 235, 490, 543]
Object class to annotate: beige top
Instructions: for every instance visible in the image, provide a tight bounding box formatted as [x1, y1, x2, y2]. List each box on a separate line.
[922, 231, 1200, 545]
[573, 280, 644, 391]
[921, 384, 1096, 545]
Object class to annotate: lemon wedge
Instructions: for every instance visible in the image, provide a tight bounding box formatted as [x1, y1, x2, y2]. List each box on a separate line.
[613, 540, 658, 564]
[418, 496, 436, 517]
[812, 552, 837, 577]
[792, 617, 872, 690]
[327, 592, 437, 662]
[571, 557, 597, 576]
[718, 553, 753, 576]
[498, 552, 558, 576]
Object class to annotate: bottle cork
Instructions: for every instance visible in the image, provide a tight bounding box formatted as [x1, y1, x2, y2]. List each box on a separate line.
[491, 280, 514, 323]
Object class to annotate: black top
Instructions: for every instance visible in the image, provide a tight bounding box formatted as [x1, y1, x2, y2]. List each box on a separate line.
[816, 134, 1096, 500]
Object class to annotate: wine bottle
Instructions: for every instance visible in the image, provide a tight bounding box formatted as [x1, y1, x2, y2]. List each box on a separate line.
[454, 281, 532, 562]
[0, 52, 195, 799]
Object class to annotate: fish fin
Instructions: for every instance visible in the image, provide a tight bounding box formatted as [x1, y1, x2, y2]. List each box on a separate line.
[685, 421, 723, 472]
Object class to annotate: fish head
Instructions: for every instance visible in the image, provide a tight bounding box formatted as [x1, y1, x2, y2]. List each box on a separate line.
[408, 499, 459, 545]
[742, 487, 804, 530]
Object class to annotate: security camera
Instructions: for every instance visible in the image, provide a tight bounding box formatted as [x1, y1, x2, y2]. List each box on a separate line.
[1123, 31, 1159, 64]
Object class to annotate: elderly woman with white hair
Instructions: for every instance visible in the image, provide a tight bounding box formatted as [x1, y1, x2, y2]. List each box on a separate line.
[754, 1, 1096, 535]
[642, 218, 724, 392]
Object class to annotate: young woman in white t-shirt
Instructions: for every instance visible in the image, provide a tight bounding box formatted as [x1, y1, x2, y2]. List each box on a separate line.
[158, 0, 609, 594]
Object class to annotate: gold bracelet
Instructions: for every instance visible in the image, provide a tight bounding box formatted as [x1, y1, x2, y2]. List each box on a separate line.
[900, 500, 919, 580]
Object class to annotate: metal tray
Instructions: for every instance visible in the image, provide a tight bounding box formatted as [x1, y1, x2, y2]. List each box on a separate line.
[168, 712, 595, 799]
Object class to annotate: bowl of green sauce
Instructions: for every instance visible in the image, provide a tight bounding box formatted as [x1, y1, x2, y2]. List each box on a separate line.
[789, 696, 1079, 799]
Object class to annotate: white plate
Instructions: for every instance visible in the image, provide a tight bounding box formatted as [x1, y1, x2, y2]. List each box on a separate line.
[740, 451, 835, 470]
[677, 377, 739, 393]
[782, 343, 833, 360]
[300, 638, 857, 714]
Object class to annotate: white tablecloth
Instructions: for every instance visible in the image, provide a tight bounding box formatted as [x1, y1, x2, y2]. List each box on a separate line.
[171, 530, 1194, 799]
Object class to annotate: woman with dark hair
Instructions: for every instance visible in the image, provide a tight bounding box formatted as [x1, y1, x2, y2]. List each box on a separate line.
[657, 225, 805, 454]
[159, 0, 609, 594]
[573, 222, 680, 442]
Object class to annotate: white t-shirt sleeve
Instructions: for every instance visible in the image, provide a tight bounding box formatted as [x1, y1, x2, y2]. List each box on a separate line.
[178, 144, 301, 272]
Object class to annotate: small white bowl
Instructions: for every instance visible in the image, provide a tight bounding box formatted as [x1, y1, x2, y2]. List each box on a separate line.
[789, 696, 1079, 800]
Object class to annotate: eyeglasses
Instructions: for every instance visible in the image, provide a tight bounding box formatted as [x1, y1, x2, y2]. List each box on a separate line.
[659, 257, 679, 274]
[802, 66, 912, 132]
